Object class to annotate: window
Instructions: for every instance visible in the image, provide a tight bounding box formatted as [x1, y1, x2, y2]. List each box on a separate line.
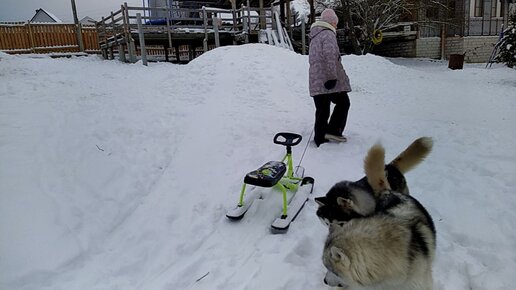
[491, 0, 505, 17]
[474, 0, 484, 17]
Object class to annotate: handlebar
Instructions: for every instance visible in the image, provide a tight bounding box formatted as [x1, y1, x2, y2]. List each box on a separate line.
[273, 132, 302, 147]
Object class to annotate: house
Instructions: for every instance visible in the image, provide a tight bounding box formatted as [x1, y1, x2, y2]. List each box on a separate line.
[30, 8, 63, 23]
[373, 0, 512, 62]
[80, 16, 96, 25]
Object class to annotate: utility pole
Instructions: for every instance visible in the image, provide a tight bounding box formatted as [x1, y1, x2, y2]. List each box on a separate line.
[71, 0, 85, 52]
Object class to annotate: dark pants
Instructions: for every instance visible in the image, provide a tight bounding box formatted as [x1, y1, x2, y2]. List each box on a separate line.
[313, 92, 350, 144]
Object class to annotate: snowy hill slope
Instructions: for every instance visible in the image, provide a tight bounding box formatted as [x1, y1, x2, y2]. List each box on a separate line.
[0, 45, 515, 290]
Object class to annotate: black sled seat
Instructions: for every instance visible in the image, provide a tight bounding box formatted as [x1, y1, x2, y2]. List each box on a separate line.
[244, 161, 286, 187]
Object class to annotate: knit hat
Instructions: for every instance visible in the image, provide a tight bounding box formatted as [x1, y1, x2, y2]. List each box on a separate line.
[320, 8, 338, 25]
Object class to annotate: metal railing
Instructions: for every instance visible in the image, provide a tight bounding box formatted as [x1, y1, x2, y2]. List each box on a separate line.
[95, 2, 275, 50]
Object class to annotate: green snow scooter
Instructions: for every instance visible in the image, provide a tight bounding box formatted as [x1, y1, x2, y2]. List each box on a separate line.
[226, 132, 314, 234]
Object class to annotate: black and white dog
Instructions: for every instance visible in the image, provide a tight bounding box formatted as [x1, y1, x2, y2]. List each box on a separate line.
[320, 139, 436, 290]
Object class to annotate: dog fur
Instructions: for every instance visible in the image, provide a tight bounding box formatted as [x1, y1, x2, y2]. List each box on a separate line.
[321, 139, 436, 290]
[315, 137, 433, 226]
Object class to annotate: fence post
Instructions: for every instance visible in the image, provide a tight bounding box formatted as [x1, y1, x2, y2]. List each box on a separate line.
[165, 16, 172, 49]
[27, 21, 36, 53]
[119, 44, 126, 62]
[271, 3, 275, 30]
[231, 0, 237, 35]
[101, 16, 108, 59]
[246, 0, 251, 35]
[242, 4, 249, 43]
[301, 17, 306, 55]
[71, 0, 84, 52]
[136, 13, 148, 66]
[203, 7, 208, 52]
[259, 0, 265, 29]
[214, 17, 220, 47]
[285, 0, 291, 36]
[123, 3, 136, 63]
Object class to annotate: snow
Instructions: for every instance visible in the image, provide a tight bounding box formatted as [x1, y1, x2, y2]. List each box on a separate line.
[1, 44, 515, 290]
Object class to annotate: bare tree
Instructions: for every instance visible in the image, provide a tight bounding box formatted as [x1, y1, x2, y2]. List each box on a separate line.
[316, 0, 452, 55]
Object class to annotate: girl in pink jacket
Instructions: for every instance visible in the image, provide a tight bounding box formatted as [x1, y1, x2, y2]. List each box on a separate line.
[309, 8, 351, 147]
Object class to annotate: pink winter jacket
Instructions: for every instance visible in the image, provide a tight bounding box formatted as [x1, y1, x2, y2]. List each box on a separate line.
[308, 22, 351, 97]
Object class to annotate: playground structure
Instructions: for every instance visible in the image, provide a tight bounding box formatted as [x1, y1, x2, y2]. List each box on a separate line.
[96, 1, 304, 63]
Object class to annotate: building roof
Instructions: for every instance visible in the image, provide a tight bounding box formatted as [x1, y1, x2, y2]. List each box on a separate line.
[80, 16, 96, 25]
[30, 8, 63, 23]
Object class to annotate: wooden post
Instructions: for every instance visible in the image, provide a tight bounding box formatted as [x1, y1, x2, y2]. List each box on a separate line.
[259, 0, 265, 29]
[122, 3, 136, 63]
[279, 0, 285, 24]
[27, 20, 36, 53]
[165, 14, 172, 49]
[129, 40, 137, 63]
[242, 4, 248, 43]
[175, 45, 180, 62]
[119, 44, 126, 62]
[301, 17, 306, 55]
[246, 0, 251, 35]
[136, 13, 148, 66]
[164, 43, 169, 62]
[231, 0, 237, 33]
[101, 16, 108, 49]
[271, 3, 275, 30]
[110, 11, 116, 43]
[214, 17, 220, 47]
[203, 7, 208, 52]
[286, 0, 291, 35]
[188, 44, 194, 61]
[440, 24, 446, 60]
[308, 0, 315, 24]
[71, 0, 84, 52]
[94, 20, 101, 54]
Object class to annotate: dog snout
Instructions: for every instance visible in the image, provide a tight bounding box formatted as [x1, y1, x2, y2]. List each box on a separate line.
[323, 278, 343, 287]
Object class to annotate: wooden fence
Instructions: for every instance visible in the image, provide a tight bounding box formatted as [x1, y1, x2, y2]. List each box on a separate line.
[0, 23, 100, 54]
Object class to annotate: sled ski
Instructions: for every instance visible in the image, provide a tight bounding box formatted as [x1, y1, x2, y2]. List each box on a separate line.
[226, 186, 260, 220]
[226, 132, 315, 233]
[271, 177, 314, 234]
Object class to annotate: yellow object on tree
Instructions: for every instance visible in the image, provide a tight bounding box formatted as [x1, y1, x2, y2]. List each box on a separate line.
[372, 29, 383, 45]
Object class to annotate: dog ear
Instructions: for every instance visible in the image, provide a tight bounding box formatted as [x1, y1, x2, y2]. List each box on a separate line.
[315, 196, 327, 206]
[330, 246, 350, 268]
[364, 142, 391, 195]
[336, 197, 354, 210]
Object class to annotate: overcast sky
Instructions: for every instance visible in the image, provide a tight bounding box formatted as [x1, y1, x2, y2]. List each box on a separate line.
[0, 0, 143, 22]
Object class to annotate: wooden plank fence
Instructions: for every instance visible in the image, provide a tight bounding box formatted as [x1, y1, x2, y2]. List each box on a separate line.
[0, 23, 100, 54]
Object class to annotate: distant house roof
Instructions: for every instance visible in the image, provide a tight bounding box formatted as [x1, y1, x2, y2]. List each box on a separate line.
[30, 8, 63, 23]
[80, 16, 96, 25]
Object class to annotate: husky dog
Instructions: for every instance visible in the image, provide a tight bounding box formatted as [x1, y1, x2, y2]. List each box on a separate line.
[315, 137, 433, 226]
[321, 141, 436, 290]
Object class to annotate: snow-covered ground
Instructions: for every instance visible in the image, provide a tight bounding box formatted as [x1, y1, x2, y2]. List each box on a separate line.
[0, 45, 515, 290]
